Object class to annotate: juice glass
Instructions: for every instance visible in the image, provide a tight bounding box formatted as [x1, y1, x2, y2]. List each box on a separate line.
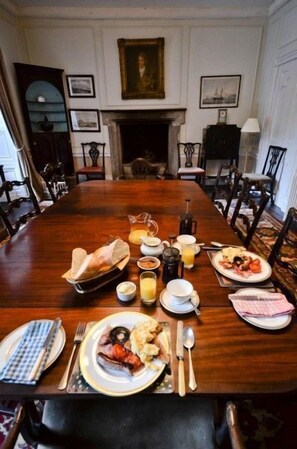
[140, 271, 157, 306]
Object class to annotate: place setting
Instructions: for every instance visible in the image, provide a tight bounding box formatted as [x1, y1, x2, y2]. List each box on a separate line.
[66, 312, 174, 396]
[208, 245, 275, 289]
[0, 318, 65, 385]
[228, 288, 295, 330]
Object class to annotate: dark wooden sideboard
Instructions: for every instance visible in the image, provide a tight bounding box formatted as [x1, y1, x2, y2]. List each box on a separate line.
[201, 124, 241, 182]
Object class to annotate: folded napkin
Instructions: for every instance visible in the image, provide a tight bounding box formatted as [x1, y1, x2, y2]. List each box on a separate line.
[0, 320, 59, 385]
[228, 293, 295, 317]
[62, 239, 130, 281]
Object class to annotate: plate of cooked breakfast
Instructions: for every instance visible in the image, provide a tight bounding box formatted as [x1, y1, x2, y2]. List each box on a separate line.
[212, 247, 272, 283]
[79, 312, 170, 396]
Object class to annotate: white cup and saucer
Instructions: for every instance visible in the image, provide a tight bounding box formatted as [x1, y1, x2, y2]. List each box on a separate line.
[159, 279, 200, 314]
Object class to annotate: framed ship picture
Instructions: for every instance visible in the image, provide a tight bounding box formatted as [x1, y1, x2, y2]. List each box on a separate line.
[200, 75, 241, 109]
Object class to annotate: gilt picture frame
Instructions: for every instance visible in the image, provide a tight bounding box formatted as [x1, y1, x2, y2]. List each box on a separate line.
[68, 109, 100, 132]
[66, 75, 95, 98]
[117, 37, 165, 100]
[200, 75, 241, 109]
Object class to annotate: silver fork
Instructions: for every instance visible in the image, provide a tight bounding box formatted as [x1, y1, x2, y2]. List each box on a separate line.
[58, 322, 86, 390]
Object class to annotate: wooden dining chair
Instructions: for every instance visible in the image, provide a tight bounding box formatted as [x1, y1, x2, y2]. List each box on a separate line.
[242, 145, 287, 205]
[76, 142, 106, 184]
[211, 164, 242, 219]
[177, 142, 205, 184]
[268, 207, 297, 303]
[2, 398, 246, 449]
[229, 178, 270, 248]
[40, 162, 68, 203]
[0, 177, 41, 238]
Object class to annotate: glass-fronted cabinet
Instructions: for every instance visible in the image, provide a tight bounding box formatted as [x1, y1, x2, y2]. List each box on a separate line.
[14, 63, 74, 175]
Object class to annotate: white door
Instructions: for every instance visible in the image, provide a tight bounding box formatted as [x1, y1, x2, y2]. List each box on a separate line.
[268, 58, 297, 213]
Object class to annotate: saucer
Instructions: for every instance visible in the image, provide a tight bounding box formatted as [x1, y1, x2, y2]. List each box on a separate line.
[159, 289, 200, 314]
[172, 242, 201, 255]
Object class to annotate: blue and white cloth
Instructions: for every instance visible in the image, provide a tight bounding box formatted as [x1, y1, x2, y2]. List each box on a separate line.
[0, 320, 59, 385]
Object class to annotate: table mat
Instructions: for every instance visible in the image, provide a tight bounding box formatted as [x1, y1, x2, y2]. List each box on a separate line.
[67, 321, 174, 394]
[207, 251, 274, 290]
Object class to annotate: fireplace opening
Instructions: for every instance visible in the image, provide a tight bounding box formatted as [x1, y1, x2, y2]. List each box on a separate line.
[120, 122, 169, 164]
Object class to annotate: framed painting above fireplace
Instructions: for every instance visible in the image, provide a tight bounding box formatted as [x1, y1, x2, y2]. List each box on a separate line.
[117, 37, 165, 100]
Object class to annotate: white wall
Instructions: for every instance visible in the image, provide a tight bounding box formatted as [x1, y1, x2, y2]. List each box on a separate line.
[14, 15, 263, 179]
[257, 0, 297, 214]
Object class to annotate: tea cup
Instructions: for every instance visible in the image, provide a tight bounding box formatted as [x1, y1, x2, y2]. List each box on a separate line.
[166, 279, 193, 305]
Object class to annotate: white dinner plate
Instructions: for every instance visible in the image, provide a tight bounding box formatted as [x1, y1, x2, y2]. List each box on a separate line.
[172, 242, 201, 255]
[159, 289, 200, 314]
[232, 288, 292, 330]
[0, 320, 66, 370]
[212, 250, 272, 283]
[79, 312, 169, 397]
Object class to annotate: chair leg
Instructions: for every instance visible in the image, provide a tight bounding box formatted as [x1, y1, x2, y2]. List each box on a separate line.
[76, 174, 80, 184]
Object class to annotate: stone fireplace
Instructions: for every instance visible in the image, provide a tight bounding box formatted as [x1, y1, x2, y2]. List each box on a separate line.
[101, 109, 186, 178]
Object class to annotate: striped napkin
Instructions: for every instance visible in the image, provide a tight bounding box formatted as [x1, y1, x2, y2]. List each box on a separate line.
[229, 294, 295, 317]
[0, 320, 59, 385]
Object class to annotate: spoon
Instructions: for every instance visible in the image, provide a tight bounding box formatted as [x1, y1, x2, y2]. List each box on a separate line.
[210, 241, 245, 249]
[189, 291, 201, 316]
[183, 326, 197, 391]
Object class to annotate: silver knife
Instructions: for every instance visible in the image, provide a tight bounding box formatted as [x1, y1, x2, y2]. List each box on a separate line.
[229, 293, 283, 301]
[176, 320, 186, 397]
[28, 318, 62, 381]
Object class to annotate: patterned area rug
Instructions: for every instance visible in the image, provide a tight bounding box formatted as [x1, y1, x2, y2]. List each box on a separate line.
[227, 204, 297, 303]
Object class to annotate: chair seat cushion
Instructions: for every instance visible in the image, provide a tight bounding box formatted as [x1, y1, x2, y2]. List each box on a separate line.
[76, 166, 104, 174]
[178, 167, 205, 175]
[243, 173, 272, 182]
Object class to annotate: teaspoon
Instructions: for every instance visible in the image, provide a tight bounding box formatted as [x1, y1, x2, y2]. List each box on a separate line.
[183, 326, 197, 391]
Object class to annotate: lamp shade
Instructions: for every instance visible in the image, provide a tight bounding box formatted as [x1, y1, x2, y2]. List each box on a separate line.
[241, 118, 260, 133]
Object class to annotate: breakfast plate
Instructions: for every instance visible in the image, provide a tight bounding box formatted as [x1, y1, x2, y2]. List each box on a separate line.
[172, 242, 201, 255]
[212, 250, 272, 283]
[159, 289, 200, 314]
[79, 312, 169, 396]
[231, 288, 292, 330]
[0, 320, 66, 371]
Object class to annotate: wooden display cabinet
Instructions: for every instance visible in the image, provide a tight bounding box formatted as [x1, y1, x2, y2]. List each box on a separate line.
[14, 63, 74, 175]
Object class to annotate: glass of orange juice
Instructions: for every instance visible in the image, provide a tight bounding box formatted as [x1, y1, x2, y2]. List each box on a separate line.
[140, 271, 157, 306]
[177, 234, 196, 269]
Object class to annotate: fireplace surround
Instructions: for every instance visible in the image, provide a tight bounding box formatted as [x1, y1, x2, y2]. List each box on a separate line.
[101, 109, 186, 179]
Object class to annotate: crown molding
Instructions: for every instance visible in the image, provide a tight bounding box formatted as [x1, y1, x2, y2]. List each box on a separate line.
[269, 0, 290, 16]
[2, 4, 269, 20]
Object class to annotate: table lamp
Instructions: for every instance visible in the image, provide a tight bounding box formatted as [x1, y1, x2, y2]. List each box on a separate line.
[241, 118, 260, 172]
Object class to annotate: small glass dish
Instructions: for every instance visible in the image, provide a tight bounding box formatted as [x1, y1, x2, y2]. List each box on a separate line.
[137, 256, 161, 271]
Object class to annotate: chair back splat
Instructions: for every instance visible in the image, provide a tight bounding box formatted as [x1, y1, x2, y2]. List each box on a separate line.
[229, 178, 270, 248]
[76, 142, 106, 183]
[268, 207, 297, 303]
[243, 145, 287, 205]
[211, 164, 242, 219]
[40, 162, 68, 203]
[0, 177, 41, 237]
[177, 142, 205, 184]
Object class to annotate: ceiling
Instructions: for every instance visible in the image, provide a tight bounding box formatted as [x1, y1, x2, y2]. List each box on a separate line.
[8, 0, 275, 8]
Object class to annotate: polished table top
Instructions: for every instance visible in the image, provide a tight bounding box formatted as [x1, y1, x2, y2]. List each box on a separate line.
[0, 180, 296, 399]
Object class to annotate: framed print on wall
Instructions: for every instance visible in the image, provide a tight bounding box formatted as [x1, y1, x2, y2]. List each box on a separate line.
[66, 75, 95, 98]
[69, 109, 100, 132]
[200, 75, 241, 109]
[117, 37, 165, 100]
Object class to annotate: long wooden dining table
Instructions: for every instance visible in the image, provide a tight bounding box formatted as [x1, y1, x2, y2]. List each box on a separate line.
[0, 180, 297, 401]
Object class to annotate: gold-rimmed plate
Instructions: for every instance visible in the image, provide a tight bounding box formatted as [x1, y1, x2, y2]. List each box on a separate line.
[79, 312, 169, 396]
[212, 250, 272, 283]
